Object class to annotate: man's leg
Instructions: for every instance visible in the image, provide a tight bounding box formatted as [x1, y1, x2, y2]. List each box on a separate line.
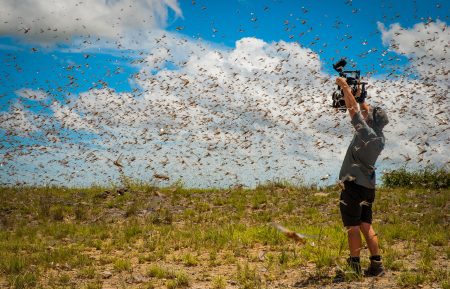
[345, 225, 363, 276]
[360, 222, 379, 256]
[360, 222, 385, 276]
[337, 182, 363, 279]
[347, 226, 362, 257]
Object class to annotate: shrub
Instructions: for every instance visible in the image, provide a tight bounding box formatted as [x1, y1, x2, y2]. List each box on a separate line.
[382, 166, 449, 189]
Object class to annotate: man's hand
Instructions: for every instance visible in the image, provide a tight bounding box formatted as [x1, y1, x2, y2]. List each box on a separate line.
[336, 77, 363, 100]
[335, 77, 348, 88]
[335, 77, 359, 119]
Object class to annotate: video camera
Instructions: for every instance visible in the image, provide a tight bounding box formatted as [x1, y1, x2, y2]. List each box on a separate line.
[332, 58, 367, 111]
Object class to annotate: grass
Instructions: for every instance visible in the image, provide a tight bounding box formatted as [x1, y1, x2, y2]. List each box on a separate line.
[236, 262, 262, 289]
[0, 178, 448, 288]
[212, 275, 226, 289]
[166, 272, 190, 289]
[147, 265, 189, 288]
[398, 271, 426, 287]
[181, 253, 198, 267]
[7, 271, 38, 289]
[113, 259, 132, 273]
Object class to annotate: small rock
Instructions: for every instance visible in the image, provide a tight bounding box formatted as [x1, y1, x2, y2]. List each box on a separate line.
[258, 251, 266, 261]
[102, 271, 112, 279]
[133, 275, 145, 283]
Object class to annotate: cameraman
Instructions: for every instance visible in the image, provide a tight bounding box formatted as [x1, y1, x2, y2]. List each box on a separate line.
[335, 77, 389, 279]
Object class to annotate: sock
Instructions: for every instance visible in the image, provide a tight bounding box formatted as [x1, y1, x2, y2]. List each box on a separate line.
[370, 255, 381, 261]
[350, 256, 360, 263]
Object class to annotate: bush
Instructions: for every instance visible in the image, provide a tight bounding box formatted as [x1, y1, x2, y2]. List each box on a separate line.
[382, 166, 450, 189]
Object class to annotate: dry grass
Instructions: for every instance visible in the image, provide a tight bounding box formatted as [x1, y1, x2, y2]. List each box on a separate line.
[0, 182, 448, 288]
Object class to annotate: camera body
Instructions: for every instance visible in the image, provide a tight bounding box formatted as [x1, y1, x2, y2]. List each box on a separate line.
[332, 58, 367, 111]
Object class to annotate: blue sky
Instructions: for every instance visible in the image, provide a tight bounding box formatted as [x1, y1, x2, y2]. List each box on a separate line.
[1, 0, 448, 108]
[0, 0, 448, 187]
[167, 0, 447, 69]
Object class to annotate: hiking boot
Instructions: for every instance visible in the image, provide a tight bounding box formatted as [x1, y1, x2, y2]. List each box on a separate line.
[364, 259, 385, 277]
[333, 257, 361, 283]
[347, 257, 362, 276]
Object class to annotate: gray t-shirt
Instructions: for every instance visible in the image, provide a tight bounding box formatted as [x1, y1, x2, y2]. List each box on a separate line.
[339, 111, 385, 189]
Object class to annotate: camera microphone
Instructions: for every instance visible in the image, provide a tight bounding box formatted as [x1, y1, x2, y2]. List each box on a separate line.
[333, 58, 347, 74]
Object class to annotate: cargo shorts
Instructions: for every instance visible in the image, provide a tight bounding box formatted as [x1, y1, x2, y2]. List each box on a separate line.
[339, 181, 375, 227]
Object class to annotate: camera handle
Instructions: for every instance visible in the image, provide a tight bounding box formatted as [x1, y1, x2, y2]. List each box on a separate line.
[358, 82, 367, 103]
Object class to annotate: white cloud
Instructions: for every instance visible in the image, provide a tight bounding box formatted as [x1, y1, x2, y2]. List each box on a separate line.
[15, 88, 48, 101]
[378, 20, 449, 58]
[0, 103, 39, 137]
[51, 102, 98, 133]
[378, 20, 449, 82]
[0, 0, 182, 44]
[1, 29, 449, 187]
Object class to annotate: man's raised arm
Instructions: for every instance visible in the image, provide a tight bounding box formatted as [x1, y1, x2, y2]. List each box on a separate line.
[336, 77, 359, 119]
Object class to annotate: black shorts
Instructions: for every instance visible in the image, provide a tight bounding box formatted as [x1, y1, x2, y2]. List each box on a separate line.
[339, 181, 375, 227]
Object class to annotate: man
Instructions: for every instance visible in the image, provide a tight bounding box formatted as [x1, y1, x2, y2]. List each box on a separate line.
[335, 76, 389, 278]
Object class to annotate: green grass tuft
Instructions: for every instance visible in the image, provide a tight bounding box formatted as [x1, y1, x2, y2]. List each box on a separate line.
[113, 258, 132, 272]
[236, 262, 262, 289]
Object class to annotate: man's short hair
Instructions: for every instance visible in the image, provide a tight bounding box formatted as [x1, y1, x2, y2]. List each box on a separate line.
[372, 106, 389, 131]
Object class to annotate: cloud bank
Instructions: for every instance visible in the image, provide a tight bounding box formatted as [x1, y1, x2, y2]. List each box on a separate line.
[378, 20, 449, 82]
[0, 0, 182, 44]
